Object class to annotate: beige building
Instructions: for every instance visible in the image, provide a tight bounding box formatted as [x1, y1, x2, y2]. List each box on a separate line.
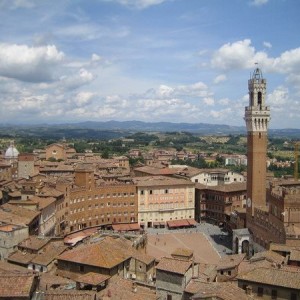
[18, 153, 35, 179]
[45, 143, 76, 161]
[170, 165, 245, 186]
[133, 176, 195, 228]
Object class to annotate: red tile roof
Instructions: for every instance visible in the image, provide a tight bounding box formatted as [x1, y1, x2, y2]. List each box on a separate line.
[0, 273, 37, 298]
[156, 257, 192, 275]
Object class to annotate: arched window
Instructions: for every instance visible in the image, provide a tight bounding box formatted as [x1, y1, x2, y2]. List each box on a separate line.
[258, 92, 262, 107]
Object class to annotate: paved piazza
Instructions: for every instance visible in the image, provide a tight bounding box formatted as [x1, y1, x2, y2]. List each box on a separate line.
[145, 223, 232, 265]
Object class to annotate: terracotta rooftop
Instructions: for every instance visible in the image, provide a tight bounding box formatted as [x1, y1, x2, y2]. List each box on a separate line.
[38, 273, 74, 291]
[38, 290, 98, 300]
[0, 261, 32, 273]
[216, 253, 246, 270]
[19, 236, 51, 251]
[238, 259, 277, 276]
[250, 250, 285, 265]
[7, 250, 36, 265]
[31, 196, 57, 210]
[237, 266, 300, 289]
[31, 240, 67, 266]
[98, 276, 157, 300]
[289, 249, 300, 262]
[0, 273, 37, 298]
[156, 257, 192, 275]
[37, 187, 64, 198]
[0, 224, 22, 232]
[0, 203, 40, 225]
[133, 176, 194, 187]
[269, 243, 299, 253]
[75, 272, 110, 285]
[187, 281, 250, 300]
[175, 167, 232, 178]
[134, 166, 178, 176]
[197, 182, 246, 192]
[58, 236, 153, 269]
[171, 247, 194, 258]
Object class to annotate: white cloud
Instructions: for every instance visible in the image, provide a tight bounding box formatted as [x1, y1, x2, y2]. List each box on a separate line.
[213, 74, 227, 84]
[55, 23, 130, 41]
[212, 39, 260, 70]
[0, 43, 64, 82]
[0, 0, 36, 9]
[267, 86, 289, 108]
[273, 48, 300, 74]
[263, 41, 272, 48]
[145, 82, 211, 99]
[73, 92, 95, 107]
[203, 97, 215, 106]
[249, 0, 269, 6]
[91, 54, 102, 62]
[157, 85, 174, 98]
[211, 39, 300, 79]
[58, 68, 95, 91]
[218, 98, 230, 106]
[209, 108, 232, 120]
[106, 0, 169, 9]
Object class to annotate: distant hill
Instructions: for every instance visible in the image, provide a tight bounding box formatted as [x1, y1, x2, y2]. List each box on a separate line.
[73, 120, 245, 134]
[0, 121, 299, 139]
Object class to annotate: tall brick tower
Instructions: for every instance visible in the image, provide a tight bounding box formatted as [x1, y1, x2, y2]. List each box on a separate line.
[244, 67, 270, 220]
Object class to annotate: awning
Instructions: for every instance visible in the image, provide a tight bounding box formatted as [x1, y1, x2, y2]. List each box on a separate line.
[167, 219, 195, 228]
[187, 219, 198, 226]
[112, 223, 141, 232]
[64, 235, 86, 246]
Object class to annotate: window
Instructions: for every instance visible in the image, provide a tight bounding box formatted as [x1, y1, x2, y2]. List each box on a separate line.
[257, 287, 263, 297]
[167, 295, 172, 300]
[150, 190, 152, 195]
[291, 293, 297, 300]
[165, 189, 168, 194]
[271, 290, 277, 299]
[141, 190, 144, 195]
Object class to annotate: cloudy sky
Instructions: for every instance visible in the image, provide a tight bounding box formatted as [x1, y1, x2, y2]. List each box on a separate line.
[0, 0, 299, 128]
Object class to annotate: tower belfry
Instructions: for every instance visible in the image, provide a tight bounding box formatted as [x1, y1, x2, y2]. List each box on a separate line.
[245, 66, 270, 218]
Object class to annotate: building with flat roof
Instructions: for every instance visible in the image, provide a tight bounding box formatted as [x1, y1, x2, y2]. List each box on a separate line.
[133, 176, 195, 229]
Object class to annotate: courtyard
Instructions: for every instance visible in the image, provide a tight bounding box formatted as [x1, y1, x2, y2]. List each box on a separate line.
[145, 223, 232, 264]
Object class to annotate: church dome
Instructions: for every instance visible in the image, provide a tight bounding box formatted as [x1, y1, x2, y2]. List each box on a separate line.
[5, 141, 19, 159]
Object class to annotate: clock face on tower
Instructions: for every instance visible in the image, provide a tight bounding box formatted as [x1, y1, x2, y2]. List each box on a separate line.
[247, 198, 252, 208]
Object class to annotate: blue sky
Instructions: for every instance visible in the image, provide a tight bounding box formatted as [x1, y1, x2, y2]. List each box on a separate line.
[0, 0, 299, 128]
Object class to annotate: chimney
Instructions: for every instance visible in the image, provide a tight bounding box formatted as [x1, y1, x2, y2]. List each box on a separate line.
[132, 282, 137, 293]
[246, 285, 252, 295]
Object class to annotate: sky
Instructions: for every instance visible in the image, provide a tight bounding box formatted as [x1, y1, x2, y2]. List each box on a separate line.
[0, 0, 300, 129]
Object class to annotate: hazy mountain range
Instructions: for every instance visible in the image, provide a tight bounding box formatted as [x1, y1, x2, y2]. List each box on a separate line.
[0, 121, 299, 139]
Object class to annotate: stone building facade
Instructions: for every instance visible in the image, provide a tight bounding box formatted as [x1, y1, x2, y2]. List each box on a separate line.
[18, 153, 35, 179]
[66, 165, 138, 233]
[133, 176, 195, 229]
[195, 182, 246, 226]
